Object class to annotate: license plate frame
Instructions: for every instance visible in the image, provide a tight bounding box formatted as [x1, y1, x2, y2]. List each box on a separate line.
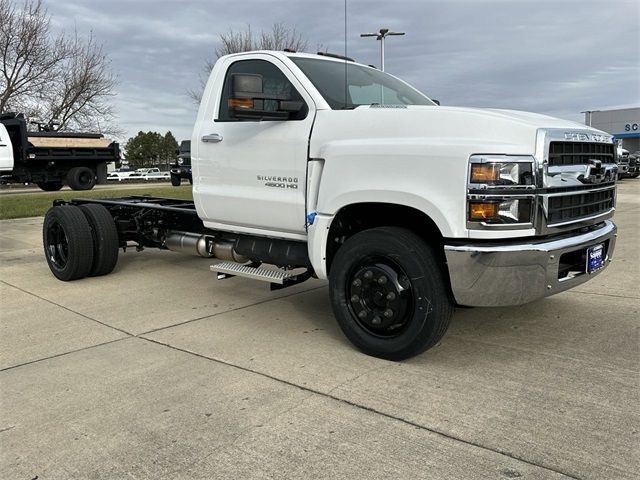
[586, 243, 605, 274]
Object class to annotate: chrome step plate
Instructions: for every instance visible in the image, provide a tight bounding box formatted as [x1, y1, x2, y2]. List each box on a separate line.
[210, 261, 293, 284]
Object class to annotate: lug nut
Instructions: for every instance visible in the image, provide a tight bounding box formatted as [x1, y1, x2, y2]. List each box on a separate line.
[364, 271, 373, 279]
[371, 316, 381, 325]
[377, 276, 388, 285]
[352, 279, 362, 287]
[386, 292, 396, 301]
[358, 310, 367, 319]
[383, 309, 394, 318]
[351, 294, 360, 302]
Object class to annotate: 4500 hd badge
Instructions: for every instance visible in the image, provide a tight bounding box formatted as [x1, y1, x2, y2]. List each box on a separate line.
[257, 175, 299, 189]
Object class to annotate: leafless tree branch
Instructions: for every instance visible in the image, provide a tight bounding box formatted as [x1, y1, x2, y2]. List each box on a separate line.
[188, 23, 310, 104]
[0, 0, 119, 135]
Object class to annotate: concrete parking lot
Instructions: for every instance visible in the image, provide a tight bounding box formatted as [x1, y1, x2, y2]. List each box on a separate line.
[0, 181, 638, 479]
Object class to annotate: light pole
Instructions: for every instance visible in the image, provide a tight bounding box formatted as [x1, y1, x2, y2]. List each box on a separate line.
[580, 110, 600, 127]
[360, 28, 405, 71]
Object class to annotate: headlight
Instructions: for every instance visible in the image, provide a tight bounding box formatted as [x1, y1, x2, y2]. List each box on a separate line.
[468, 198, 533, 224]
[469, 155, 534, 187]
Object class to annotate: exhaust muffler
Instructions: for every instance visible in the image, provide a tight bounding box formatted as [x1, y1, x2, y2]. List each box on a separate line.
[164, 231, 248, 262]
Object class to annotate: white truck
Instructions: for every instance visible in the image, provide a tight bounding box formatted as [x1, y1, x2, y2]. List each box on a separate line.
[42, 51, 618, 359]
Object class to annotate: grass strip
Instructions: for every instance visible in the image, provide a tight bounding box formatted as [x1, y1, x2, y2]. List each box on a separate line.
[0, 185, 193, 220]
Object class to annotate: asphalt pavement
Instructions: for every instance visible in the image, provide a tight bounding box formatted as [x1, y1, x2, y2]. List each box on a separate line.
[0, 181, 638, 479]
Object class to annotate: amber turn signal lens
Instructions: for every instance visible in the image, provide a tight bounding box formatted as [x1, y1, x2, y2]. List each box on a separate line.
[470, 164, 500, 183]
[469, 202, 499, 221]
[228, 98, 254, 109]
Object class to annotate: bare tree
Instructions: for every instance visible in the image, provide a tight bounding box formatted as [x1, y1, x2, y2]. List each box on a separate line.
[188, 23, 309, 103]
[46, 32, 118, 132]
[0, 0, 119, 134]
[0, 0, 71, 113]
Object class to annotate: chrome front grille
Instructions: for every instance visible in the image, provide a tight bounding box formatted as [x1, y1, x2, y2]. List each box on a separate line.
[535, 129, 618, 233]
[548, 141, 615, 166]
[545, 187, 616, 226]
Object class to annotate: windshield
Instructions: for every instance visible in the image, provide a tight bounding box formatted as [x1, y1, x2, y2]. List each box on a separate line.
[290, 57, 434, 109]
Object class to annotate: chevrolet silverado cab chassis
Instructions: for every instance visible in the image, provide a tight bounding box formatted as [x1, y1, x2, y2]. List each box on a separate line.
[42, 51, 618, 360]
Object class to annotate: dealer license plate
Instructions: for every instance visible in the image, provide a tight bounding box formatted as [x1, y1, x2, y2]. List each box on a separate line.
[586, 243, 605, 274]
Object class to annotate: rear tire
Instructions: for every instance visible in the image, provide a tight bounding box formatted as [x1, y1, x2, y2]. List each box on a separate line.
[37, 181, 63, 191]
[67, 167, 96, 190]
[78, 204, 119, 276]
[170, 174, 181, 186]
[329, 227, 454, 360]
[43, 206, 94, 281]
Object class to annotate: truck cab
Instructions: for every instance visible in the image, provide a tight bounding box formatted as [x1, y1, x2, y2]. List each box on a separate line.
[0, 123, 13, 172]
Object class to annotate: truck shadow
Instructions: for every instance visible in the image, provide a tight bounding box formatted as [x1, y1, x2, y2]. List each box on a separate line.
[283, 285, 588, 367]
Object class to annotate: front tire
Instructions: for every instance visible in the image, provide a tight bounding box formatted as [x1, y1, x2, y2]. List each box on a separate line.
[329, 227, 454, 360]
[43, 206, 94, 281]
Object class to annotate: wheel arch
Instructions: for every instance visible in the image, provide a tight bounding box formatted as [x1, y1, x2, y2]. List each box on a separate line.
[323, 202, 447, 277]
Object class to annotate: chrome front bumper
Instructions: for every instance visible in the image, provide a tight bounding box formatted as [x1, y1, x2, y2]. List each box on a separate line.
[444, 220, 617, 307]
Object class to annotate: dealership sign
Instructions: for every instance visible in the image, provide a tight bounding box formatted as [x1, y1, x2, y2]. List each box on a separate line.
[625, 123, 639, 131]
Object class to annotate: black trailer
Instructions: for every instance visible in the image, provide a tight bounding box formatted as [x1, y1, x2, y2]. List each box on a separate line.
[0, 113, 120, 191]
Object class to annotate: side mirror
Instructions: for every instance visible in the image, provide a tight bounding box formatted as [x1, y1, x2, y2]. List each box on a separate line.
[228, 73, 303, 120]
[233, 74, 263, 97]
[432, 99, 441, 106]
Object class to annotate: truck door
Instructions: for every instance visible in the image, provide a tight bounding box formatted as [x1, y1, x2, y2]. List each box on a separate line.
[194, 56, 314, 239]
[0, 124, 14, 172]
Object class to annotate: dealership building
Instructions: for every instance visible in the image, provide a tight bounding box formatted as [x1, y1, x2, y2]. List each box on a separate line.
[584, 107, 640, 153]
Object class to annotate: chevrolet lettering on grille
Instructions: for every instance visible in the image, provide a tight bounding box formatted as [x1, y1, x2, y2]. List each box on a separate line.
[564, 132, 612, 143]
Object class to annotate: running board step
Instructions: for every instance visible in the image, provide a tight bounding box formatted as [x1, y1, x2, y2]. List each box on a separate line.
[210, 261, 294, 284]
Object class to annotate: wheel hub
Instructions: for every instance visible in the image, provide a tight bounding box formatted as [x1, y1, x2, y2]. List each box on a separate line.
[347, 262, 412, 336]
[46, 221, 69, 269]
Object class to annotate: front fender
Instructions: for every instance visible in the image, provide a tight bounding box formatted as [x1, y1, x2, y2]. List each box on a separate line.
[313, 143, 469, 239]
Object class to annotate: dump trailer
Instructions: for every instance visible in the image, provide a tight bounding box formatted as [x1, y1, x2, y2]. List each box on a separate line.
[0, 113, 120, 191]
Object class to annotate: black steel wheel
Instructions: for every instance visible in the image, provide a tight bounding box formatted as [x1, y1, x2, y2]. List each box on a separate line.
[347, 259, 414, 337]
[170, 174, 181, 186]
[78, 204, 119, 276]
[37, 181, 64, 191]
[43, 205, 94, 281]
[67, 167, 96, 190]
[329, 227, 454, 360]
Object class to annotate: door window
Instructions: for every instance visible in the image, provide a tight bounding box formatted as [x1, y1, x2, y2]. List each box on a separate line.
[217, 59, 307, 121]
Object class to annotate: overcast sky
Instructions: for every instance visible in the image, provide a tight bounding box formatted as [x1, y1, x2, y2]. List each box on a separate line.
[47, 0, 639, 142]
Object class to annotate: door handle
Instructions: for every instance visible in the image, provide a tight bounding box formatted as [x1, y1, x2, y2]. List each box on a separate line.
[202, 134, 223, 143]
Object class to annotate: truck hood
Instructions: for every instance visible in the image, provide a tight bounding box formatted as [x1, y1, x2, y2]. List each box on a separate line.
[365, 105, 590, 131]
[311, 105, 604, 159]
[458, 107, 587, 129]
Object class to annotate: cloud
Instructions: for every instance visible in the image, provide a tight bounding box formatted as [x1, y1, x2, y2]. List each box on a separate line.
[46, 0, 639, 142]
